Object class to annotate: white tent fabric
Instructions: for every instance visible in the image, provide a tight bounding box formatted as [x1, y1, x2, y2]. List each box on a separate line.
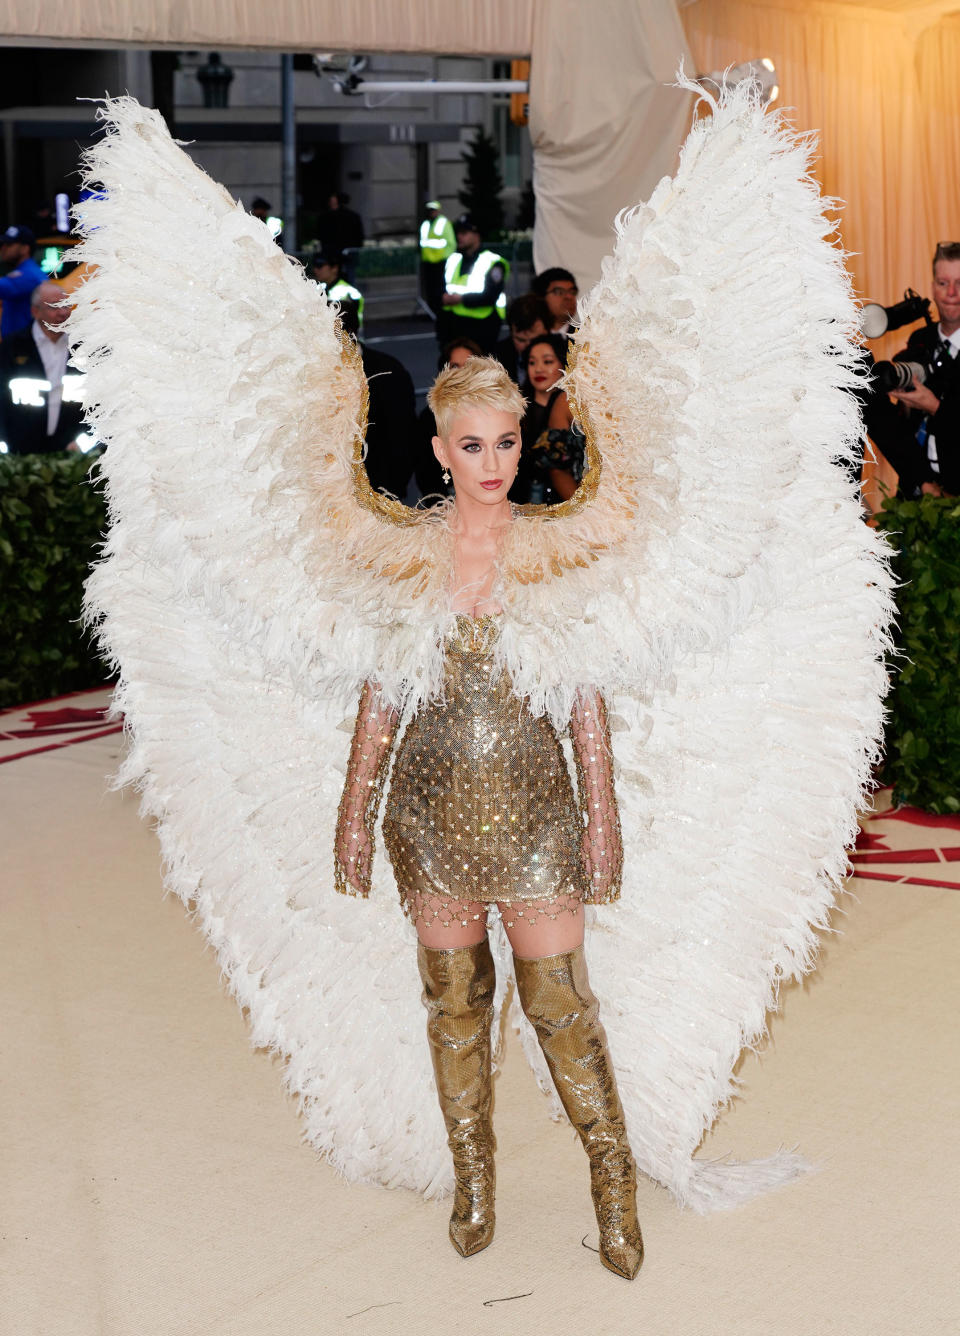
[0, 0, 693, 293]
[529, 1, 693, 287]
[0, 0, 535, 54]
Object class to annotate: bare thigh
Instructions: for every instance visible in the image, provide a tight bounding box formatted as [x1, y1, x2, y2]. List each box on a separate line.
[409, 882, 585, 956]
[412, 892, 489, 948]
[498, 900, 584, 959]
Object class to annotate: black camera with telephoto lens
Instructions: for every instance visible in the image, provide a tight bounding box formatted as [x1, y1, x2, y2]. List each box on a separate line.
[859, 289, 942, 392]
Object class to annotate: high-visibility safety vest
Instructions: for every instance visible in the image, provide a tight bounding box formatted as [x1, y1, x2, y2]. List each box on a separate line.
[326, 278, 364, 325]
[443, 250, 509, 320]
[419, 214, 456, 264]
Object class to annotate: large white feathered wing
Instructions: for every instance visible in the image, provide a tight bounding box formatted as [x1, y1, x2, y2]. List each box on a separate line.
[70, 100, 456, 1196]
[504, 82, 894, 1211]
[71, 90, 893, 1217]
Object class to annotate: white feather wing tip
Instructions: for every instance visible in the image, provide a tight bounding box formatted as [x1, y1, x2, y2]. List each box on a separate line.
[677, 1151, 815, 1214]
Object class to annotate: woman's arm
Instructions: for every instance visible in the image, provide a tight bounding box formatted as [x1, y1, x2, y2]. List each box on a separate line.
[547, 390, 573, 433]
[545, 392, 578, 500]
[334, 681, 400, 897]
[549, 467, 579, 501]
[570, 689, 623, 904]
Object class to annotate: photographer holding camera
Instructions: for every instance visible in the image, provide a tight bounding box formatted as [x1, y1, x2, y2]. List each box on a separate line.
[861, 242, 960, 497]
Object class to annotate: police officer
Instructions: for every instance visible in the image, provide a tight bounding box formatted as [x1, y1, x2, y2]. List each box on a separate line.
[439, 216, 509, 355]
[0, 225, 47, 339]
[419, 199, 455, 318]
[311, 250, 365, 330]
[0, 281, 86, 455]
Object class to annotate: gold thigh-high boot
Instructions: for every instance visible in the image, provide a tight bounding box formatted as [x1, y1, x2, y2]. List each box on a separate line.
[513, 945, 643, 1280]
[417, 939, 497, 1257]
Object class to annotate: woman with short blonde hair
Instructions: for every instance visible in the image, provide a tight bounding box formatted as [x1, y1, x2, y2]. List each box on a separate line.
[334, 355, 642, 1279]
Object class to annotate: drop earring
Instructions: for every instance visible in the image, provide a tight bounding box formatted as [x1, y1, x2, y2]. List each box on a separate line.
[442, 468, 451, 485]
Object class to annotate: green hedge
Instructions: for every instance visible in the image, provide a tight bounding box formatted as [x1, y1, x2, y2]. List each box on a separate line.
[0, 451, 110, 709]
[875, 493, 960, 812]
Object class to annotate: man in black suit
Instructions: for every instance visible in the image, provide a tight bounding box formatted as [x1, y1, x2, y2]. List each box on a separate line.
[338, 300, 417, 502]
[863, 242, 960, 497]
[0, 281, 86, 455]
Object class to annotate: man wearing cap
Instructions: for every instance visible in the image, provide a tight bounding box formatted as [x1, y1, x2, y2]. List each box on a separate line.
[0, 226, 47, 340]
[310, 250, 365, 330]
[439, 216, 509, 355]
[419, 200, 455, 318]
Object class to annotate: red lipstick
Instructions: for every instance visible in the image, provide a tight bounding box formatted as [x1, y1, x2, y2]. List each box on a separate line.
[480, 480, 503, 490]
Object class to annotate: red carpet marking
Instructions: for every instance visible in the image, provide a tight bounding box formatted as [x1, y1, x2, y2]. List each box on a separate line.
[850, 848, 940, 865]
[0, 687, 120, 764]
[0, 684, 115, 718]
[853, 829, 890, 851]
[875, 805, 960, 830]
[0, 724, 122, 765]
[852, 869, 960, 890]
[2, 723, 118, 740]
[24, 705, 111, 728]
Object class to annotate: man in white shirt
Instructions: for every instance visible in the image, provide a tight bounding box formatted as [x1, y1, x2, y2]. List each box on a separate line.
[531, 267, 579, 338]
[0, 281, 85, 454]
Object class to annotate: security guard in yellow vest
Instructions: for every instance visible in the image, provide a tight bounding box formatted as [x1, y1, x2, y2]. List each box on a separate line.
[439, 215, 509, 354]
[419, 200, 456, 318]
[311, 250, 365, 330]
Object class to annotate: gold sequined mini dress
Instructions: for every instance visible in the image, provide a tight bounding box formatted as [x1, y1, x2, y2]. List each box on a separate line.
[382, 615, 586, 927]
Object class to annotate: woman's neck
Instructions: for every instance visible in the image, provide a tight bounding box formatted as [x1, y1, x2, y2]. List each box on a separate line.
[449, 498, 510, 614]
[450, 493, 512, 539]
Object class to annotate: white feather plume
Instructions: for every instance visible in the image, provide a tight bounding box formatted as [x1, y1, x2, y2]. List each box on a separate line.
[71, 84, 893, 1214]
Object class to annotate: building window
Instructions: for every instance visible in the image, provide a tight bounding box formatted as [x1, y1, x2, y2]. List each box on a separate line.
[491, 59, 523, 191]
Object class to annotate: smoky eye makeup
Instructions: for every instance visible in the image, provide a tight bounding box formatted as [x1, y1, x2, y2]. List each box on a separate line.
[459, 435, 518, 451]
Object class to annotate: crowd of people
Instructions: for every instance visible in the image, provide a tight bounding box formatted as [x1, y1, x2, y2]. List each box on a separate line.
[332, 243, 587, 511]
[307, 202, 960, 514]
[309, 195, 590, 510]
[1, 198, 958, 512]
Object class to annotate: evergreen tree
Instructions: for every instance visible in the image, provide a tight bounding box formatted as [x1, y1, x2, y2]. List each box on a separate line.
[458, 128, 505, 238]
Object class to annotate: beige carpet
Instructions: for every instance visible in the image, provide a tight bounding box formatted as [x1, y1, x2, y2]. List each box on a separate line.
[1, 697, 957, 1336]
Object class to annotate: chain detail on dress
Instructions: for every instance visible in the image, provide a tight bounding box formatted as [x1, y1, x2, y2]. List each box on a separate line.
[382, 615, 586, 928]
[570, 690, 623, 904]
[334, 681, 400, 898]
[335, 630, 624, 917]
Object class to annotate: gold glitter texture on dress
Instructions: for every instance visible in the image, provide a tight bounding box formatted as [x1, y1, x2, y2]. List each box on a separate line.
[383, 615, 586, 926]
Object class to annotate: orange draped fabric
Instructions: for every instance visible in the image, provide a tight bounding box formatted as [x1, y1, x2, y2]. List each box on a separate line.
[683, 0, 960, 508]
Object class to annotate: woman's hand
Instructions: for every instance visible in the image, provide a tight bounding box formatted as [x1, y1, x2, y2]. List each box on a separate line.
[580, 815, 624, 904]
[335, 811, 374, 897]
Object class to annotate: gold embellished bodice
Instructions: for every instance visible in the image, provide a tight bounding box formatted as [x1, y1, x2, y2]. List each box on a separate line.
[382, 615, 585, 908]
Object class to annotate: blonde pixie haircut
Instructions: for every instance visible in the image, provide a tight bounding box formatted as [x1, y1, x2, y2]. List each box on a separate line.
[427, 355, 527, 440]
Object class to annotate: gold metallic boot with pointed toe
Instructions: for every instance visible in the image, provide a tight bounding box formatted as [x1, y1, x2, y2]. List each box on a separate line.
[513, 946, 644, 1280]
[417, 939, 497, 1258]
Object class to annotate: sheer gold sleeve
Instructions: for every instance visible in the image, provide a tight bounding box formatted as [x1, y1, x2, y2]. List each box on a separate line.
[570, 690, 624, 904]
[334, 681, 400, 898]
